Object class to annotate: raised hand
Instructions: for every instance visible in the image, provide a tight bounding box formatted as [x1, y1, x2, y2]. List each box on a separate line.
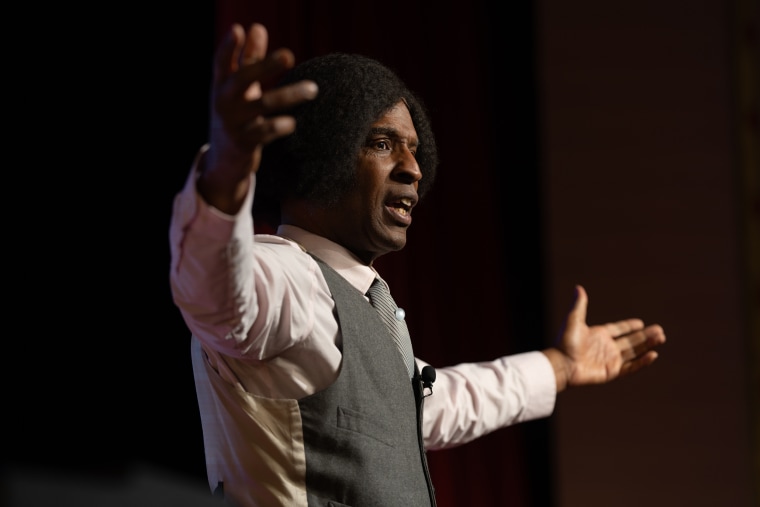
[199, 23, 318, 214]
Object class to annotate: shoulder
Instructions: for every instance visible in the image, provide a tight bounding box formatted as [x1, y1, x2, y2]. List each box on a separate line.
[254, 233, 326, 283]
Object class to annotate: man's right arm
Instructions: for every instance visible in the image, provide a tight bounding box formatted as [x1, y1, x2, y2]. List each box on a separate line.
[169, 147, 260, 356]
[170, 22, 318, 359]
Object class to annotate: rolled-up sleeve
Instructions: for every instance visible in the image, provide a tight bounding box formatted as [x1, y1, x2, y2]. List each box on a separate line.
[168, 148, 262, 357]
[420, 351, 556, 450]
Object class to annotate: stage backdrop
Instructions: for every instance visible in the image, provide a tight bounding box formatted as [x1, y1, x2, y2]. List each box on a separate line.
[7, 1, 755, 506]
[71, 1, 750, 506]
[180, 1, 754, 506]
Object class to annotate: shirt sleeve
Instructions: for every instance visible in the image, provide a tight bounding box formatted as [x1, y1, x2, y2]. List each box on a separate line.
[419, 351, 557, 450]
[168, 147, 318, 360]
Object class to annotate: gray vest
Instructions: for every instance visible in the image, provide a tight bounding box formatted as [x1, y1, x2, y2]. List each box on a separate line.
[298, 257, 435, 506]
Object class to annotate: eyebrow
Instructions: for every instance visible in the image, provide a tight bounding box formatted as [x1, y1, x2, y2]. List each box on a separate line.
[366, 126, 419, 148]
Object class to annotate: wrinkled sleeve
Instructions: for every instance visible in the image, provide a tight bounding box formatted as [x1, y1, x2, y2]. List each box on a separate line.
[419, 352, 556, 450]
[168, 146, 316, 360]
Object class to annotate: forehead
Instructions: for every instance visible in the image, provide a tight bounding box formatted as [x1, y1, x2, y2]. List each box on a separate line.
[370, 101, 418, 140]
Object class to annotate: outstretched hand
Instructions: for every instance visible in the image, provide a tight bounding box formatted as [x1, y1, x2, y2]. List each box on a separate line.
[543, 285, 666, 392]
[198, 23, 318, 215]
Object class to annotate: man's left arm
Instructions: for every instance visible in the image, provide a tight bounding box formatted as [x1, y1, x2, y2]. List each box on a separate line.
[419, 352, 556, 450]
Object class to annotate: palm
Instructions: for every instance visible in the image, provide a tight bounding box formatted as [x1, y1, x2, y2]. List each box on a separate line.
[557, 286, 665, 388]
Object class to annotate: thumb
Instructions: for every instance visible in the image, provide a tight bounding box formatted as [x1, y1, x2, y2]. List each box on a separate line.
[568, 284, 588, 325]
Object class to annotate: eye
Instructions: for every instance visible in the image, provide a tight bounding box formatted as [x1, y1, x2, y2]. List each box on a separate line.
[374, 139, 391, 151]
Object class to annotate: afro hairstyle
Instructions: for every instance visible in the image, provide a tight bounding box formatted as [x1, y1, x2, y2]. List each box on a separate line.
[255, 53, 439, 219]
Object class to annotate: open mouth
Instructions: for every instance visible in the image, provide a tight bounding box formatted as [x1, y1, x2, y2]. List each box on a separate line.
[385, 197, 414, 226]
[389, 197, 413, 216]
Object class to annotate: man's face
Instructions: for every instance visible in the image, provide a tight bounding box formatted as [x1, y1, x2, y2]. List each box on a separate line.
[326, 101, 422, 265]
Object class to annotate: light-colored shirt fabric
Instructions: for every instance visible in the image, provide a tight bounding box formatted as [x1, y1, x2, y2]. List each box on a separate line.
[169, 149, 557, 496]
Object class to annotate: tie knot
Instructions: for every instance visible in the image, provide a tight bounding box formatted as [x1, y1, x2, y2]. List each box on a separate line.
[367, 278, 397, 312]
[367, 277, 384, 293]
[365, 277, 382, 300]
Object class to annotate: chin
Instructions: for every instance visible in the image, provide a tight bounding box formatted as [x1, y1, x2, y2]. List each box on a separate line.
[387, 234, 407, 252]
[372, 226, 408, 255]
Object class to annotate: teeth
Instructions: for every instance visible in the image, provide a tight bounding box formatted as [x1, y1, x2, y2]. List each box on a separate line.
[389, 198, 412, 216]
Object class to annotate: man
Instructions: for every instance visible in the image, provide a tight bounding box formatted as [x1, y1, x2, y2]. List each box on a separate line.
[169, 22, 666, 507]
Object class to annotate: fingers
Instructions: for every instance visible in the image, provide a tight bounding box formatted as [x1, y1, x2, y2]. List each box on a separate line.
[214, 24, 246, 86]
[220, 43, 296, 102]
[257, 79, 318, 115]
[214, 23, 289, 93]
[615, 324, 666, 362]
[235, 48, 297, 100]
[238, 113, 296, 149]
[619, 350, 659, 377]
[224, 78, 314, 133]
[246, 80, 319, 139]
[229, 80, 318, 150]
[210, 23, 318, 152]
[241, 23, 268, 65]
[604, 318, 645, 339]
[214, 23, 270, 80]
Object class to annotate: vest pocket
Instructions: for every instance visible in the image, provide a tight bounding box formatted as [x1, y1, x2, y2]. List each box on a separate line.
[336, 406, 395, 447]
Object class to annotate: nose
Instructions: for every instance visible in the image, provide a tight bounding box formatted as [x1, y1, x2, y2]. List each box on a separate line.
[392, 145, 422, 185]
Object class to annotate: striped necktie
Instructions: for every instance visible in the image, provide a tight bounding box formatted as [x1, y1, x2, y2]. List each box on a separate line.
[366, 277, 416, 378]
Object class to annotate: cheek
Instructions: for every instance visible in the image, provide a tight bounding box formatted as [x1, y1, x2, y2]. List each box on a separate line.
[354, 161, 390, 210]
[354, 172, 381, 201]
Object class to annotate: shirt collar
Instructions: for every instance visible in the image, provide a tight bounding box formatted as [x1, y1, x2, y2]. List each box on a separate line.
[276, 224, 377, 294]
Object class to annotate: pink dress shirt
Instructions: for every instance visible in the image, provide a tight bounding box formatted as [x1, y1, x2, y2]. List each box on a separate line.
[169, 149, 557, 498]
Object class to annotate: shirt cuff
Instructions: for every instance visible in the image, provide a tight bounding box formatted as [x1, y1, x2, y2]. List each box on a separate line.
[508, 351, 557, 421]
[175, 144, 257, 243]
